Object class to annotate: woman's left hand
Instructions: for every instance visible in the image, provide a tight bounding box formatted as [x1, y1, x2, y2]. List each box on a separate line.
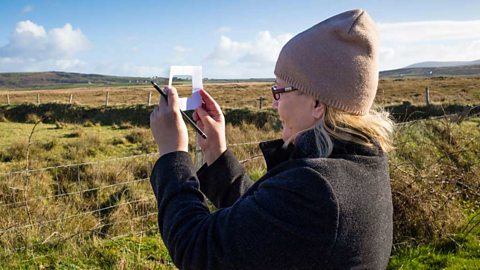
[150, 87, 188, 157]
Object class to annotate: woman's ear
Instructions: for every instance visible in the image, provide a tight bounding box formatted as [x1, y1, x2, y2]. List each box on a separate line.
[311, 101, 325, 120]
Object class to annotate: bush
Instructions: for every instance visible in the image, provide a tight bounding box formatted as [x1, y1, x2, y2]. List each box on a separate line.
[390, 118, 480, 245]
[83, 120, 95, 127]
[25, 113, 41, 123]
[63, 133, 104, 161]
[125, 129, 152, 144]
[1, 140, 28, 161]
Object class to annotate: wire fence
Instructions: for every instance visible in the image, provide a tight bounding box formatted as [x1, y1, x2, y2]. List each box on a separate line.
[0, 140, 265, 260]
[1, 112, 479, 262]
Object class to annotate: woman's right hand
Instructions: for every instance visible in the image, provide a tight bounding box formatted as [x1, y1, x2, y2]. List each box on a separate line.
[193, 89, 227, 166]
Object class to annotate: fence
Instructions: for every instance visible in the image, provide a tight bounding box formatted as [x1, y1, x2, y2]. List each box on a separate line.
[2, 91, 269, 109]
[1, 111, 479, 263]
[0, 141, 262, 261]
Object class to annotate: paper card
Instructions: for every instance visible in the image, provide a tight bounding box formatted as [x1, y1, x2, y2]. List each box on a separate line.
[168, 66, 203, 111]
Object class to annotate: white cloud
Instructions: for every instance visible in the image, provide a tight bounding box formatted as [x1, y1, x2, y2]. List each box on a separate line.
[378, 20, 480, 70]
[0, 20, 91, 72]
[22, 5, 33, 13]
[216, 26, 232, 34]
[205, 31, 293, 78]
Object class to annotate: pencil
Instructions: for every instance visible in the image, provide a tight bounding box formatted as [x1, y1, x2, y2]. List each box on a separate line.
[150, 81, 208, 139]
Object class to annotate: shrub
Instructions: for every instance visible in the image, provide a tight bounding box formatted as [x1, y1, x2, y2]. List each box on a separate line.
[83, 120, 95, 127]
[42, 139, 57, 151]
[125, 129, 153, 146]
[390, 118, 480, 245]
[63, 133, 104, 161]
[64, 129, 83, 138]
[111, 137, 127, 145]
[54, 121, 65, 129]
[2, 140, 28, 161]
[119, 121, 134, 129]
[25, 113, 41, 123]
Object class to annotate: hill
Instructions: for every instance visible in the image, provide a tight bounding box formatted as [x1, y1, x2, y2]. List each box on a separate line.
[0, 71, 164, 89]
[0, 71, 275, 90]
[405, 59, 480, 68]
[380, 64, 480, 78]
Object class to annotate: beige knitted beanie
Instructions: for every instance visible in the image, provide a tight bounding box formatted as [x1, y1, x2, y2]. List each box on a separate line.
[274, 9, 379, 115]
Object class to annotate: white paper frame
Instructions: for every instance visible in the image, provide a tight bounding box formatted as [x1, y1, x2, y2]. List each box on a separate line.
[168, 66, 203, 111]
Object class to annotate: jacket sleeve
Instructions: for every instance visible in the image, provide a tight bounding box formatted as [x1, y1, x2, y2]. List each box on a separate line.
[196, 149, 254, 208]
[150, 151, 339, 270]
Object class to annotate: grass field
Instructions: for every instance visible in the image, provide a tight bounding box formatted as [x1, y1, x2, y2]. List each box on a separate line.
[1, 76, 480, 108]
[1, 77, 480, 268]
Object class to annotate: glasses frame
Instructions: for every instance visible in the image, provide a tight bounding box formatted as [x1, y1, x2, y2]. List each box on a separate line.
[271, 85, 299, 100]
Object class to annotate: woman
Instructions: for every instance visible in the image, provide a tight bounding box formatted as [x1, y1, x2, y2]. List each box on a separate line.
[150, 9, 394, 270]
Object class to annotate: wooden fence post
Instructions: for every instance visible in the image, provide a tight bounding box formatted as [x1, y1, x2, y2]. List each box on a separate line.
[37, 93, 40, 105]
[69, 94, 73, 104]
[257, 96, 266, 109]
[7, 94, 10, 105]
[195, 143, 204, 169]
[105, 91, 110, 106]
[148, 91, 152, 106]
[425, 87, 430, 106]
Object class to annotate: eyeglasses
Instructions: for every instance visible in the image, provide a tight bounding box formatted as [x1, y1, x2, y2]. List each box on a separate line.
[271, 85, 298, 100]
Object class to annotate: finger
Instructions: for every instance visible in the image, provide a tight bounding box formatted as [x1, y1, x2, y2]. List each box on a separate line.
[166, 87, 180, 111]
[192, 110, 199, 122]
[199, 89, 222, 114]
[195, 106, 213, 122]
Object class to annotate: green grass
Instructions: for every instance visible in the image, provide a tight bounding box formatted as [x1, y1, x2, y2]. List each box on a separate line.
[1, 232, 177, 269]
[0, 122, 155, 173]
[1, 115, 479, 269]
[388, 216, 480, 269]
[2, 213, 477, 269]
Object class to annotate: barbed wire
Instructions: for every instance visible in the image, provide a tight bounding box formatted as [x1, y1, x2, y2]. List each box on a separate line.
[0, 145, 263, 179]
[0, 152, 158, 177]
[2, 112, 479, 177]
[3, 212, 158, 256]
[0, 177, 149, 208]
[0, 197, 155, 234]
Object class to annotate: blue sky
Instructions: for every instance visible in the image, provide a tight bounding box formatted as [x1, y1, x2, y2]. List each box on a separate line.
[1, 0, 480, 78]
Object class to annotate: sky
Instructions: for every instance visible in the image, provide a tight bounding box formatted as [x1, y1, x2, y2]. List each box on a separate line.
[1, 0, 480, 79]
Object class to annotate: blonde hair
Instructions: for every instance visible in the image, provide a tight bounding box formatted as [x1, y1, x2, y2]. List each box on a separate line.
[323, 105, 395, 153]
[284, 103, 394, 156]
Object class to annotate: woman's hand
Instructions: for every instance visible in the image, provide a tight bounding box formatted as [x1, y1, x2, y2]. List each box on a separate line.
[193, 89, 227, 165]
[150, 87, 188, 157]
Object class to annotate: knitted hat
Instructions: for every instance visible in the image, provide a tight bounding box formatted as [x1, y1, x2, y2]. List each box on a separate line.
[274, 9, 379, 115]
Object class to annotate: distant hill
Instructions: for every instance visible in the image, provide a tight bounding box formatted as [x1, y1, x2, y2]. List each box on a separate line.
[0, 71, 165, 89]
[0, 71, 274, 90]
[380, 64, 480, 78]
[406, 59, 480, 68]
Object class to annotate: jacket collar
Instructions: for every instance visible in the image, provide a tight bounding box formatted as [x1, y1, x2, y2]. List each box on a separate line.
[259, 129, 381, 171]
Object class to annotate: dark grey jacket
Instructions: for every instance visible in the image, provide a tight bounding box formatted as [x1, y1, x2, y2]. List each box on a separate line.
[150, 129, 393, 270]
